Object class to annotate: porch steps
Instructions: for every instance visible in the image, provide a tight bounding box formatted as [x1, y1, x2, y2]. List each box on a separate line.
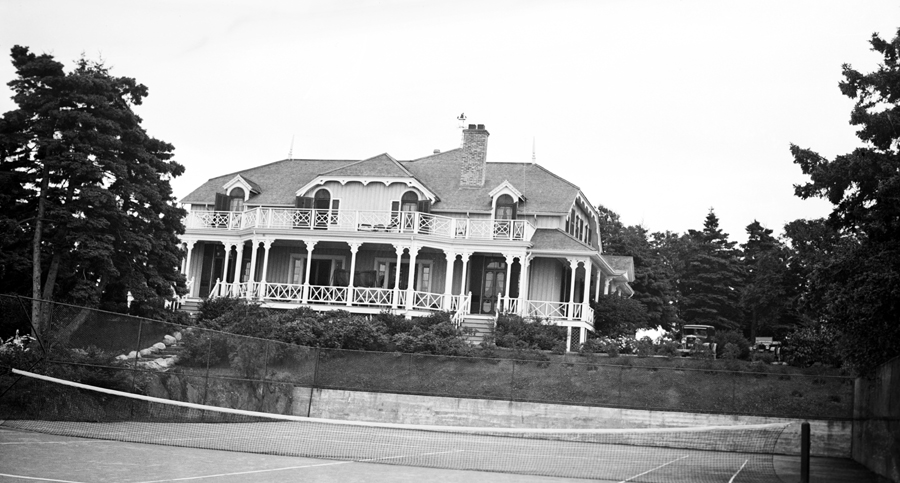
[460, 315, 495, 345]
[179, 299, 202, 318]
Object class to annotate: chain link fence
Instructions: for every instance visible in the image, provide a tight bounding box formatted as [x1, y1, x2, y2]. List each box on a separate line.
[0, 294, 854, 420]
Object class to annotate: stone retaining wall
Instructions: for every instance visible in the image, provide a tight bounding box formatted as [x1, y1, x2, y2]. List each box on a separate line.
[298, 387, 851, 458]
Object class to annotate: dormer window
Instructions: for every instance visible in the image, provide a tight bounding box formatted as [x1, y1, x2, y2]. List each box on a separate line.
[229, 188, 245, 212]
[400, 191, 418, 212]
[495, 194, 516, 220]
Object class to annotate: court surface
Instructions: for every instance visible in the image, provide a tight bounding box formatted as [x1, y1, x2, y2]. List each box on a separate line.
[0, 427, 882, 483]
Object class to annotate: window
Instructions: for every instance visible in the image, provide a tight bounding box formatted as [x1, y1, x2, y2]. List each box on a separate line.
[314, 189, 331, 210]
[401, 191, 418, 212]
[495, 194, 516, 220]
[229, 188, 245, 212]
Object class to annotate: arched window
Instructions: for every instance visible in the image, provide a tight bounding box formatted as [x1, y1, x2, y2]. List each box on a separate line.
[229, 188, 245, 212]
[401, 191, 418, 212]
[314, 189, 331, 210]
[495, 194, 516, 220]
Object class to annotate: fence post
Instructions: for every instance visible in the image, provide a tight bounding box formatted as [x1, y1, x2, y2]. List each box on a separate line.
[202, 337, 212, 406]
[308, 347, 321, 418]
[510, 360, 517, 401]
[800, 421, 810, 483]
[130, 320, 143, 395]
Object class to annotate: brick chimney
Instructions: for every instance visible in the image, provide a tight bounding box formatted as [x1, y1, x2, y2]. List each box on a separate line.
[460, 124, 489, 187]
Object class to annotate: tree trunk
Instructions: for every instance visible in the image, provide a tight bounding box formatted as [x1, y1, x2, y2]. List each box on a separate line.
[55, 274, 108, 345]
[30, 172, 48, 338]
[38, 253, 61, 335]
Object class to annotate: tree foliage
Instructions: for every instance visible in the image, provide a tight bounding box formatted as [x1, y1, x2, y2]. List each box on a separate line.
[0, 46, 186, 335]
[597, 205, 678, 330]
[789, 29, 900, 375]
[677, 210, 745, 331]
[740, 221, 798, 342]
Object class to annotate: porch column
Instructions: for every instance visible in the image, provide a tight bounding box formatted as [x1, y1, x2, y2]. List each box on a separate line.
[347, 242, 361, 306]
[566, 326, 573, 352]
[234, 242, 245, 283]
[604, 277, 612, 295]
[405, 246, 420, 311]
[183, 240, 197, 296]
[222, 242, 233, 283]
[442, 251, 456, 311]
[260, 240, 272, 300]
[582, 260, 592, 321]
[567, 259, 578, 319]
[392, 244, 405, 308]
[460, 251, 471, 297]
[503, 253, 515, 313]
[519, 255, 532, 316]
[247, 239, 260, 299]
[302, 240, 317, 303]
[579, 327, 587, 348]
[594, 266, 601, 301]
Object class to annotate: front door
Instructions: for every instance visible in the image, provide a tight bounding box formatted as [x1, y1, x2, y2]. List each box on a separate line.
[480, 259, 507, 314]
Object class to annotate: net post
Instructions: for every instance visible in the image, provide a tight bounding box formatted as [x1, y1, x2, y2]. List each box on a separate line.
[800, 421, 810, 483]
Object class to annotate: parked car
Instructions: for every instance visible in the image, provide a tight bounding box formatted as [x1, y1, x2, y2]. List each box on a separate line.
[678, 324, 717, 357]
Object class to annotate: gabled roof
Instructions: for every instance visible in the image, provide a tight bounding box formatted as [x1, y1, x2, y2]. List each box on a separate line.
[320, 153, 412, 178]
[180, 159, 357, 206]
[529, 228, 594, 252]
[181, 149, 586, 216]
[402, 149, 581, 215]
[604, 255, 635, 282]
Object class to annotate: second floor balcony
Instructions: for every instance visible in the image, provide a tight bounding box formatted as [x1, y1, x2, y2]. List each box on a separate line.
[185, 208, 536, 242]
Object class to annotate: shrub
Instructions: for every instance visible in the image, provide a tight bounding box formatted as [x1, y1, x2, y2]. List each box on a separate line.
[635, 337, 655, 358]
[495, 314, 565, 350]
[721, 342, 742, 360]
[196, 297, 251, 325]
[714, 331, 751, 360]
[782, 325, 841, 367]
[655, 338, 680, 358]
[752, 351, 777, 364]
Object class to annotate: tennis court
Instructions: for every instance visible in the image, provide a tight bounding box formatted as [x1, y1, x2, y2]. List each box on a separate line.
[0, 427, 882, 483]
[0, 369, 883, 483]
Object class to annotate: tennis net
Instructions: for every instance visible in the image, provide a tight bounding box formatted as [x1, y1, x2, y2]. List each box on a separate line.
[1, 368, 790, 482]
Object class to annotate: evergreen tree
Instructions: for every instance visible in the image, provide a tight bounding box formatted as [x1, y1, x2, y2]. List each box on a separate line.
[677, 209, 744, 331]
[597, 205, 678, 330]
[0, 46, 186, 336]
[790, 28, 900, 374]
[740, 220, 797, 342]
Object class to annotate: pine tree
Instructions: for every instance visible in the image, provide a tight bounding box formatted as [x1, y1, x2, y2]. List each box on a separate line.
[0, 46, 186, 336]
[677, 209, 744, 331]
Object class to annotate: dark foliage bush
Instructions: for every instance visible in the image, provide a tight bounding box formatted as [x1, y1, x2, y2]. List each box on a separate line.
[495, 314, 565, 350]
[714, 331, 751, 360]
[782, 324, 842, 367]
[196, 297, 257, 326]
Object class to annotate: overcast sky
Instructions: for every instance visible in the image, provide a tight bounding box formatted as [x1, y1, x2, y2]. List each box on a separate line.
[2, 0, 897, 244]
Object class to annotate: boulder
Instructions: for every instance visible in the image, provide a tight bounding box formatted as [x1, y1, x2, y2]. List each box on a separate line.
[153, 342, 167, 351]
[163, 335, 177, 345]
[126, 351, 140, 359]
[173, 331, 182, 341]
[139, 348, 155, 357]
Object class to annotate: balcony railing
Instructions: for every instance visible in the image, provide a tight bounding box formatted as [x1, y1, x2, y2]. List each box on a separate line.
[185, 208, 535, 242]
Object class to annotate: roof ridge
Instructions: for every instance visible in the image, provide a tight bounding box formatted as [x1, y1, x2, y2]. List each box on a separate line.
[405, 147, 462, 162]
[204, 158, 357, 184]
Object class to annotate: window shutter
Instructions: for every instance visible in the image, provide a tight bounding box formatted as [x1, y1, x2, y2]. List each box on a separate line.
[215, 193, 229, 211]
[295, 196, 313, 208]
[510, 202, 518, 219]
[391, 201, 400, 212]
[331, 199, 340, 210]
[417, 200, 431, 213]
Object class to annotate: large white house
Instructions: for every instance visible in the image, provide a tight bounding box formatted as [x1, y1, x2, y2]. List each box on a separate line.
[178, 124, 633, 347]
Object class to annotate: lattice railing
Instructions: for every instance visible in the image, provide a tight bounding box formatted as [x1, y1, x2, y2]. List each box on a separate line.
[308, 285, 348, 304]
[412, 292, 444, 310]
[185, 209, 533, 241]
[264, 283, 304, 301]
[352, 287, 393, 307]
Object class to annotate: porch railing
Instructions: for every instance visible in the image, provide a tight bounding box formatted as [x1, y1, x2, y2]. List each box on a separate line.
[208, 280, 474, 318]
[185, 208, 535, 242]
[498, 294, 594, 324]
